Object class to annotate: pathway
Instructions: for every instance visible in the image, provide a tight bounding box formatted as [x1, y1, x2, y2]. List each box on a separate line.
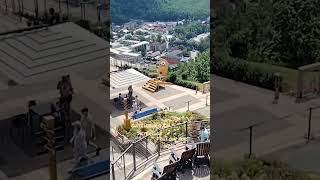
[213, 75, 320, 161]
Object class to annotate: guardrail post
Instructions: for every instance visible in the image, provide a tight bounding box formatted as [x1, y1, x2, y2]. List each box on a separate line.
[307, 107, 312, 142]
[185, 121, 188, 140]
[111, 163, 115, 180]
[123, 155, 126, 178]
[133, 142, 136, 171]
[145, 137, 148, 159]
[157, 139, 160, 156]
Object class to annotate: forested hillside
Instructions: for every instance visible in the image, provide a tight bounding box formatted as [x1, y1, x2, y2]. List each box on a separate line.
[110, 0, 210, 24]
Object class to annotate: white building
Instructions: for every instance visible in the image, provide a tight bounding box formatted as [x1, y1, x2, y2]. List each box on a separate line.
[190, 50, 199, 60]
[130, 41, 150, 52]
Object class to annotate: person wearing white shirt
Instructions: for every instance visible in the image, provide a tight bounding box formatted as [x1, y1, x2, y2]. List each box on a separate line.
[70, 121, 87, 164]
[80, 107, 101, 156]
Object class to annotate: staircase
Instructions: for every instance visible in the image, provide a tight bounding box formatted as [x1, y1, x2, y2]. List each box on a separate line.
[142, 79, 158, 92]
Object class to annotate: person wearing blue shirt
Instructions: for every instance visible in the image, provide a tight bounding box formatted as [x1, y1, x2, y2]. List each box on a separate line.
[200, 127, 209, 142]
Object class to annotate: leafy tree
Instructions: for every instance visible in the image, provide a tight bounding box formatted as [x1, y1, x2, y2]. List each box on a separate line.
[156, 33, 162, 42]
[271, 0, 320, 67]
[110, 0, 209, 24]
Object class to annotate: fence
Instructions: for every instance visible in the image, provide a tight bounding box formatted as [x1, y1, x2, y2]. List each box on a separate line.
[111, 120, 210, 180]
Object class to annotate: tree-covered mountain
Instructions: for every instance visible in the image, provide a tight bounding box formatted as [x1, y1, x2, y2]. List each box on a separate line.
[110, 0, 210, 24]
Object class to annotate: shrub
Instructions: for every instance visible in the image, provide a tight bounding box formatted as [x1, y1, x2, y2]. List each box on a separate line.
[166, 72, 177, 82]
[148, 72, 158, 78]
[212, 58, 282, 91]
[174, 78, 199, 90]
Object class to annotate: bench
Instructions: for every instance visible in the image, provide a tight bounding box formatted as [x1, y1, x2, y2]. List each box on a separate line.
[69, 160, 110, 180]
[132, 108, 158, 119]
[194, 142, 210, 167]
[177, 148, 195, 172]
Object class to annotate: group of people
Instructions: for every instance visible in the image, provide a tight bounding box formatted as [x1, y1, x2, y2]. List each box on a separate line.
[56, 75, 101, 164]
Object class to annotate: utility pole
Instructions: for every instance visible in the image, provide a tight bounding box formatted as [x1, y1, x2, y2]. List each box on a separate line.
[41, 115, 57, 180]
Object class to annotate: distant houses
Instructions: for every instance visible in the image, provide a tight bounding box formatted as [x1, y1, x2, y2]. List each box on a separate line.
[111, 18, 208, 68]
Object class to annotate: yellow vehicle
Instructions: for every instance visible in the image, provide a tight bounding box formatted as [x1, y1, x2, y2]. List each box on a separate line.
[143, 59, 169, 92]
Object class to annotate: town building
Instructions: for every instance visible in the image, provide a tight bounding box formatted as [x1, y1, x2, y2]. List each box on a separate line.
[149, 42, 167, 52]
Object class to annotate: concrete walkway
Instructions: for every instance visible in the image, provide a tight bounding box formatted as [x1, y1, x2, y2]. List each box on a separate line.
[213, 75, 320, 161]
[0, 70, 108, 179]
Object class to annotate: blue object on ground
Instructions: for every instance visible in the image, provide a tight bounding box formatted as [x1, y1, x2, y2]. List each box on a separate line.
[69, 160, 110, 180]
[132, 108, 158, 119]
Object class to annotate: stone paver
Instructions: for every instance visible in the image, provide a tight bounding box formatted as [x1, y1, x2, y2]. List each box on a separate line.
[0, 70, 108, 179]
[264, 141, 320, 173]
[213, 75, 320, 162]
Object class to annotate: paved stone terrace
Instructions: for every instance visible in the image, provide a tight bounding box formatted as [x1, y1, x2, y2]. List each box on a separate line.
[0, 38, 108, 180]
[0, 22, 108, 84]
[213, 74, 320, 172]
[110, 81, 210, 132]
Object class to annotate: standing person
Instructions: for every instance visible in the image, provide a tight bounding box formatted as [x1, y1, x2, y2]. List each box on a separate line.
[70, 121, 87, 165]
[80, 107, 102, 156]
[57, 75, 74, 139]
[132, 100, 138, 114]
[128, 85, 133, 105]
[135, 95, 141, 111]
[200, 127, 209, 142]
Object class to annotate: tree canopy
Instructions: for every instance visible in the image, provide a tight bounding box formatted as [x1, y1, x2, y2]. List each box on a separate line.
[110, 0, 210, 24]
[214, 0, 320, 68]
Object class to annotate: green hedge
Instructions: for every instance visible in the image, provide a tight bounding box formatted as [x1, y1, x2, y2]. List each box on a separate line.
[211, 58, 282, 91]
[174, 78, 200, 90]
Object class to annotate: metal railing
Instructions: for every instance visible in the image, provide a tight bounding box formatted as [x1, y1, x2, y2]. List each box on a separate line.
[111, 120, 210, 180]
[111, 135, 156, 180]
